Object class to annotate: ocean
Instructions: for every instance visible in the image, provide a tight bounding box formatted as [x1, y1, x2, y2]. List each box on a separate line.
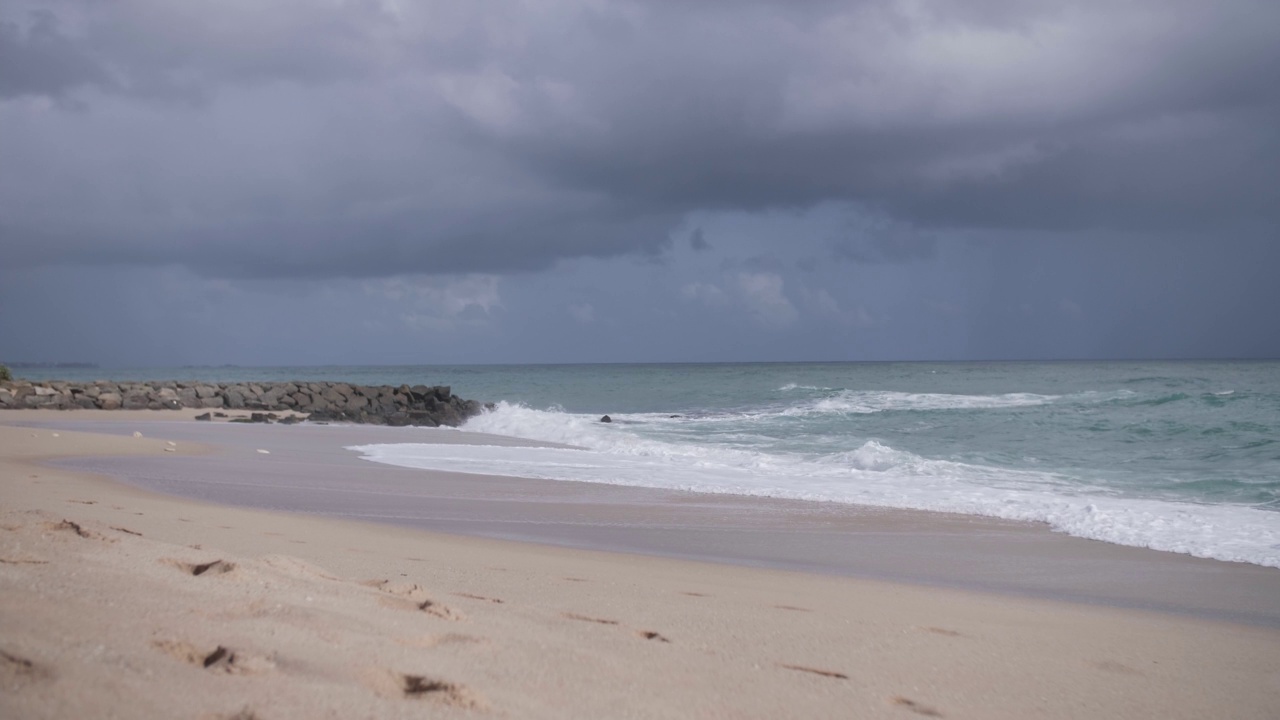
[15, 361, 1280, 567]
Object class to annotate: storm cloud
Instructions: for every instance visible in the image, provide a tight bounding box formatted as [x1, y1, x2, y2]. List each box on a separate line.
[1, 0, 1277, 363]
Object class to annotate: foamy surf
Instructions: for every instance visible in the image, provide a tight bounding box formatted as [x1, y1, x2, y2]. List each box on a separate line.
[796, 390, 1058, 415]
[351, 400, 1280, 568]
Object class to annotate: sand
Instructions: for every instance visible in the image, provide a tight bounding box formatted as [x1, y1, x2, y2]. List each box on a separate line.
[2, 412, 1279, 719]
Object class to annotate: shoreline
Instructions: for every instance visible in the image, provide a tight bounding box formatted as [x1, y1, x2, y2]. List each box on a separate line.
[6, 409, 1280, 627]
[3, 415, 1280, 717]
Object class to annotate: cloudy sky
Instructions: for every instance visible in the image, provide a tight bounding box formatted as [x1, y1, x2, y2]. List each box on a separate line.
[2, 0, 1277, 365]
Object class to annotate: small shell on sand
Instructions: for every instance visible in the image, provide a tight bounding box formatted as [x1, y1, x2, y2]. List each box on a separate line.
[133, 431, 143, 438]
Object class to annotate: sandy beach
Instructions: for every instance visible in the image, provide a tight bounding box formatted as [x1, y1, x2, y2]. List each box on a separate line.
[2, 410, 1279, 719]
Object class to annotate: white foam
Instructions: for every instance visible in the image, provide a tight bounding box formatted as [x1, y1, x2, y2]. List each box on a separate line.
[798, 390, 1058, 415]
[350, 403, 1280, 568]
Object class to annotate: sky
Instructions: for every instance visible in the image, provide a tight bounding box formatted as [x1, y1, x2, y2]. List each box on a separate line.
[2, 0, 1278, 366]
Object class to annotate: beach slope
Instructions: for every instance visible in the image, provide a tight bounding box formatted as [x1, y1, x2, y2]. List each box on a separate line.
[2, 420, 1278, 719]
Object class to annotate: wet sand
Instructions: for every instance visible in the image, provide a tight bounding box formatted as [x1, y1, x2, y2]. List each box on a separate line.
[19, 411, 1280, 627]
[2, 410, 1279, 718]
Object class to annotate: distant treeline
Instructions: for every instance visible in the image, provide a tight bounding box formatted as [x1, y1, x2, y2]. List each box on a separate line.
[2, 362, 99, 369]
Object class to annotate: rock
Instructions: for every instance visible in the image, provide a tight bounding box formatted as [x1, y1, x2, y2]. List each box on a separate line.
[123, 393, 149, 410]
[408, 411, 439, 427]
[195, 412, 212, 421]
[4, 379, 488, 428]
[600, 415, 612, 423]
[306, 409, 337, 423]
[434, 404, 462, 427]
[23, 393, 55, 408]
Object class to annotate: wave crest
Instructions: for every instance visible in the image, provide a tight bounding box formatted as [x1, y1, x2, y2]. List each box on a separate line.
[403, 399, 1280, 568]
[796, 390, 1057, 416]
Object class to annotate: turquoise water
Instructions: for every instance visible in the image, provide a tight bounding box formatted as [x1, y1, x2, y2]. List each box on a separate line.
[17, 361, 1280, 566]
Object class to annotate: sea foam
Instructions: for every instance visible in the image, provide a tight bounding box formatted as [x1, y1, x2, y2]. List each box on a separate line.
[351, 401, 1280, 568]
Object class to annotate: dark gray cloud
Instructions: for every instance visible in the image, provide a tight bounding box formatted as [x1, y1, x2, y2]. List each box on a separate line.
[688, 227, 710, 252]
[2, 0, 1278, 365]
[832, 213, 939, 264]
[2, 0, 1277, 281]
[0, 9, 107, 98]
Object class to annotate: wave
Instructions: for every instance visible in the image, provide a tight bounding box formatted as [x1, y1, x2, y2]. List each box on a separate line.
[349, 402, 1280, 568]
[1101, 390, 1244, 408]
[772, 387, 1060, 415]
[459, 390, 1064, 437]
[795, 390, 1058, 415]
[1136, 392, 1191, 407]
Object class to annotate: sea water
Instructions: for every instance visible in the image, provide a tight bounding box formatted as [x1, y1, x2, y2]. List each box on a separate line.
[18, 361, 1280, 567]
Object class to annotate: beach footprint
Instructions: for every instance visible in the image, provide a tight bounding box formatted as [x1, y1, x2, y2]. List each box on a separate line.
[889, 696, 943, 717]
[363, 668, 487, 710]
[161, 558, 236, 577]
[45, 519, 106, 541]
[562, 613, 674, 643]
[151, 640, 275, 675]
[365, 580, 464, 621]
[0, 649, 53, 687]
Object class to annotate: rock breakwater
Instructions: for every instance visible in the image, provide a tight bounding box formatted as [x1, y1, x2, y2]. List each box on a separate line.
[0, 380, 489, 427]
